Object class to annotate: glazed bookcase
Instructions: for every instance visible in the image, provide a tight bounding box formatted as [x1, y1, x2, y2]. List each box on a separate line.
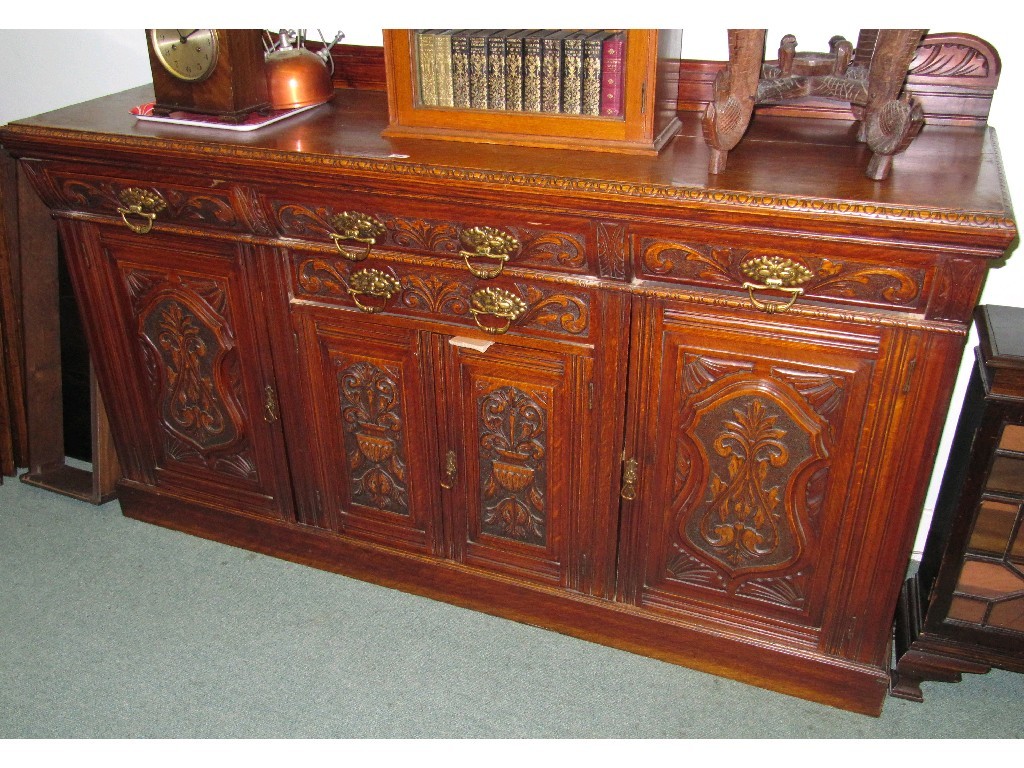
[382, 29, 682, 154]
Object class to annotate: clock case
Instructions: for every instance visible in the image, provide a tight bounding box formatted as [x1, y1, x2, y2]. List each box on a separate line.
[146, 29, 271, 121]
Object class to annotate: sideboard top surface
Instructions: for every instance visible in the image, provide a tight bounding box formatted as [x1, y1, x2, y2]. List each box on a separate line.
[1, 85, 1016, 249]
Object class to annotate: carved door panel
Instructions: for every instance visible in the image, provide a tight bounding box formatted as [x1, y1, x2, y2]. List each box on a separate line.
[288, 308, 441, 555]
[620, 301, 881, 641]
[440, 337, 593, 590]
[71, 225, 293, 519]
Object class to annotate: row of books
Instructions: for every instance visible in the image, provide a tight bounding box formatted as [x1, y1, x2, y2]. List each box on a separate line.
[414, 30, 627, 118]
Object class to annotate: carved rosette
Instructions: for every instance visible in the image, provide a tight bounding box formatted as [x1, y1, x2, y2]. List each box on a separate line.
[337, 360, 409, 515]
[478, 385, 548, 546]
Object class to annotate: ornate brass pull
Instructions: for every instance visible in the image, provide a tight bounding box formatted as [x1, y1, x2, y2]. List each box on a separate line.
[469, 287, 529, 335]
[328, 211, 387, 262]
[440, 450, 457, 490]
[116, 188, 166, 234]
[459, 226, 520, 279]
[346, 268, 401, 314]
[742, 283, 804, 314]
[739, 255, 812, 315]
[620, 457, 639, 501]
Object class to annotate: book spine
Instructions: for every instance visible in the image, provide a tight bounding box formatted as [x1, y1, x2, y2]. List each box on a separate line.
[487, 33, 507, 110]
[416, 31, 439, 107]
[451, 31, 471, 108]
[523, 33, 543, 112]
[541, 33, 564, 113]
[582, 33, 604, 116]
[561, 33, 584, 115]
[435, 32, 455, 107]
[504, 33, 525, 111]
[468, 31, 490, 109]
[601, 33, 625, 118]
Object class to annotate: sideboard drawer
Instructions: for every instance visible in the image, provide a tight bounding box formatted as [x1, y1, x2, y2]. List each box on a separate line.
[261, 186, 598, 278]
[633, 228, 934, 316]
[287, 246, 599, 344]
[37, 164, 255, 235]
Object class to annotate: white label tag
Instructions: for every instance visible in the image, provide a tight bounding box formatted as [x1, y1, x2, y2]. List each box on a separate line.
[448, 336, 494, 353]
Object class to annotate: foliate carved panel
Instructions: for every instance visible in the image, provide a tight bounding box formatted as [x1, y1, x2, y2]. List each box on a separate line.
[56, 176, 244, 231]
[477, 384, 549, 546]
[927, 256, 987, 323]
[664, 360, 843, 611]
[596, 221, 629, 279]
[336, 359, 410, 516]
[126, 268, 257, 482]
[271, 200, 589, 272]
[637, 238, 925, 310]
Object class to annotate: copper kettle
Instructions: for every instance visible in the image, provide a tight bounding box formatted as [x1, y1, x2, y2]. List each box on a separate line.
[264, 30, 342, 110]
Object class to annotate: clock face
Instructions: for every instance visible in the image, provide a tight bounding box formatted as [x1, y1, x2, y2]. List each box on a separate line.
[149, 29, 220, 82]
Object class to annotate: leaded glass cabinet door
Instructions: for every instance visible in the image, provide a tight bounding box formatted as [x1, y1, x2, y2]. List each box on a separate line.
[438, 335, 595, 591]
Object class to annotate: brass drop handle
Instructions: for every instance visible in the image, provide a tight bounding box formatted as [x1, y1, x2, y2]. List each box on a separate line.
[328, 211, 387, 262]
[346, 268, 401, 314]
[742, 282, 804, 314]
[620, 457, 639, 501]
[469, 287, 529, 335]
[739, 255, 813, 315]
[116, 187, 166, 234]
[440, 450, 457, 490]
[459, 226, 520, 279]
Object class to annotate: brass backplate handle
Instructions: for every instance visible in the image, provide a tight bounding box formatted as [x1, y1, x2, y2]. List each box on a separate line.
[621, 457, 639, 501]
[440, 450, 457, 490]
[469, 286, 529, 335]
[346, 268, 401, 314]
[739, 255, 812, 315]
[459, 226, 520, 279]
[328, 211, 387, 262]
[116, 187, 166, 234]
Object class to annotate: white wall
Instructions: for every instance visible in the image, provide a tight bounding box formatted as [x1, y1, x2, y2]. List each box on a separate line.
[0, 24, 1021, 553]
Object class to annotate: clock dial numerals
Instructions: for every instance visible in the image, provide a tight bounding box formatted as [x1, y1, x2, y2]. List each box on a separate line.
[150, 29, 219, 82]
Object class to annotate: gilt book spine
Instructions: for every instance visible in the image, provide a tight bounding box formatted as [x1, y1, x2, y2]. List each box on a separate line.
[601, 32, 625, 117]
[451, 30, 473, 108]
[434, 30, 456, 107]
[468, 30, 491, 109]
[504, 30, 532, 112]
[416, 30, 439, 106]
[523, 31, 545, 112]
[561, 31, 586, 115]
[582, 31, 608, 116]
[541, 31, 570, 113]
[487, 31, 509, 110]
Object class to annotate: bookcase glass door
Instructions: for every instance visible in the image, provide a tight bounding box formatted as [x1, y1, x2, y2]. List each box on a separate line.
[947, 423, 1024, 632]
[412, 30, 628, 120]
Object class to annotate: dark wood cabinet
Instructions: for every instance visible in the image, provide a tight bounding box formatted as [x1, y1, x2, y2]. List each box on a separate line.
[1, 79, 1015, 716]
[891, 304, 1024, 700]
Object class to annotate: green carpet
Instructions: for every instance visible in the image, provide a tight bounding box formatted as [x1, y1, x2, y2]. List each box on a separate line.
[1, 473, 1021, 739]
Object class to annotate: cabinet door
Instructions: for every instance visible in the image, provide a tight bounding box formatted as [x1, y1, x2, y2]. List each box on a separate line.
[619, 300, 881, 642]
[61, 223, 293, 519]
[288, 306, 441, 555]
[439, 336, 594, 590]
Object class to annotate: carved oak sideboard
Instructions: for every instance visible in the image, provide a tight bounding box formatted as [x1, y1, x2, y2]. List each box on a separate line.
[0, 81, 1015, 715]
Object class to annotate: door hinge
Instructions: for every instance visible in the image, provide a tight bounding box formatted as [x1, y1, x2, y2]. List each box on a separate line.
[902, 358, 917, 394]
[264, 384, 279, 422]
